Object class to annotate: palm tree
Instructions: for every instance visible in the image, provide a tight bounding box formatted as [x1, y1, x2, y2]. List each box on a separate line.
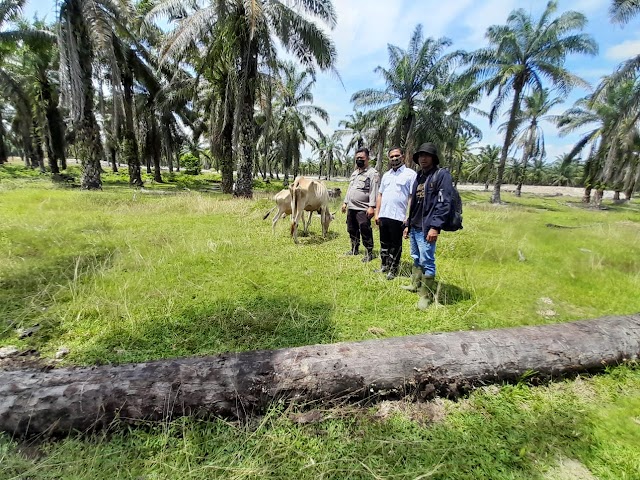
[505, 89, 562, 196]
[610, 0, 640, 24]
[58, 0, 130, 189]
[0, 0, 54, 168]
[449, 134, 479, 186]
[420, 73, 483, 169]
[529, 156, 550, 185]
[274, 61, 328, 184]
[351, 24, 461, 165]
[312, 131, 344, 180]
[548, 154, 582, 186]
[21, 20, 67, 174]
[558, 78, 640, 203]
[149, 0, 337, 198]
[465, 1, 597, 203]
[338, 110, 369, 156]
[470, 145, 500, 190]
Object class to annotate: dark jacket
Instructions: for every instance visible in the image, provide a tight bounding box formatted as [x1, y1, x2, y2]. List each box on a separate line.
[408, 167, 453, 234]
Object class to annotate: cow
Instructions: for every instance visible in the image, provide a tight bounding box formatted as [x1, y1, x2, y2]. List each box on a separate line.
[328, 187, 342, 199]
[289, 176, 335, 244]
[263, 189, 312, 234]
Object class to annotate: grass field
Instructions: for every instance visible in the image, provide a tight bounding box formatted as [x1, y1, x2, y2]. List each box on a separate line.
[1, 165, 639, 479]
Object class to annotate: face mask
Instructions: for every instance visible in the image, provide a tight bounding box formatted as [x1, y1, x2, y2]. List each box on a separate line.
[356, 159, 365, 168]
[390, 158, 403, 169]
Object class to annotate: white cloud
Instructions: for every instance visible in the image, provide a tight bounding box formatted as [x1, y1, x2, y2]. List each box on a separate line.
[606, 39, 640, 60]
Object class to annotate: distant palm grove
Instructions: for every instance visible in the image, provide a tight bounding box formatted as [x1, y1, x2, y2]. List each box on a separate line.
[0, 0, 638, 203]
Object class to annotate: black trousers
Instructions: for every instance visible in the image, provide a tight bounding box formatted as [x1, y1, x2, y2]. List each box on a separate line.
[379, 217, 404, 272]
[346, 209, 374, 253]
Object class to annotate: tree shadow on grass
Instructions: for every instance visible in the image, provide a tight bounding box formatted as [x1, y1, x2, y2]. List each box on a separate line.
[396, 261, 470, 306]
[75, 295, 337, 365]
[435, 282, 472, 305]
[0, 250, 116, 347]
[296, 230, 340, 245]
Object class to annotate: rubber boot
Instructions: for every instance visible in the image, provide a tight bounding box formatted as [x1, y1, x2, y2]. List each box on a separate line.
[416, 276, 436, 311]
[401, 266, 422, 292]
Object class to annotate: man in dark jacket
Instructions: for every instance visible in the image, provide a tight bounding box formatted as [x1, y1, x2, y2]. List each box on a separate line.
[402, 142, 453, 310]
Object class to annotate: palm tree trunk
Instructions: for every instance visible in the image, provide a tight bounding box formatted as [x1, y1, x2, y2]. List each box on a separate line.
[69, 7, 103, 190]
[2, 314, 638, 436]
[122, 69, 142, 187]
[376, 141, 384, 173]
[109, 146, 118, 172]
[151, 116, 163, 183]
[493, 85, 523, 204]
[592, 189, 604, 207]
[0, 109, 7, 164]
[582, 187, 592, 203]
[21, 120, 37, 169]
[42, 76, 66, 173]
[221, 119, 234, 193]
[234, 39, 258, 198]
[32, 120, 46, 173]
[515, 155, 530, 197]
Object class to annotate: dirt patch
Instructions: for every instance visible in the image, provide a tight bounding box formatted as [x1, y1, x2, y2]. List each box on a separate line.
[543, 457, 597, 479]
[457, 183, 617, 199]
[373, 399, 447, 425]
[0, 353, 52, 371]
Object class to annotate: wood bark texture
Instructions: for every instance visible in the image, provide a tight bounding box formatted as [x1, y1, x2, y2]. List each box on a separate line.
[1, 314, 639, 436]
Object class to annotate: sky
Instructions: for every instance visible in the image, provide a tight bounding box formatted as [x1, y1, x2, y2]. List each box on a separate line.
[24, 0, 640, 163]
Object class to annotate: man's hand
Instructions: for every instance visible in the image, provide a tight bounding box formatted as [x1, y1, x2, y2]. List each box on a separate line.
[366, 206, 375, 219]
[341, 203, 347, 214]
[374, 215, 380, 225]
[426, 228, 439, 243]
[403, 227, 409, 239]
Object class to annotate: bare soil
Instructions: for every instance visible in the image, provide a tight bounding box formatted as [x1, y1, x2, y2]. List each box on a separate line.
[457, 183, 618, 199]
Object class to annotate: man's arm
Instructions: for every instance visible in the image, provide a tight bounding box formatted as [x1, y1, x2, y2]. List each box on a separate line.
[427, 169, 453, 241]
[342, 175, 354, 213]
[374, 192, 382, 225]
[365, 171, 379, 219]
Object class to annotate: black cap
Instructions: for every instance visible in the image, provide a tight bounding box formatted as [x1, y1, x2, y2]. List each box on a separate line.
[413, 142, 440, 164]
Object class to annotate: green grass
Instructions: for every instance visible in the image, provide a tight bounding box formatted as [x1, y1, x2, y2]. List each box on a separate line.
[1, 167, 639, 479]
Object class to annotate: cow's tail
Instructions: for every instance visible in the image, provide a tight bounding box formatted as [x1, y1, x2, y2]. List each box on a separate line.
[263, 206, 276, 220]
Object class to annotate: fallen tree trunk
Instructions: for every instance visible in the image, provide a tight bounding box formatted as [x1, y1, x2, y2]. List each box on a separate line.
[1, 314, 639, 436]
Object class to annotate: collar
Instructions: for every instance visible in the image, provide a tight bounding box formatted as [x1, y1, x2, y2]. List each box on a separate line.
[420, 166, 437, 177]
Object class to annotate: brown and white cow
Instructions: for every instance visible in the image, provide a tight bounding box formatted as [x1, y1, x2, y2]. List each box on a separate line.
[263, 189, 312, 234]
[289, 176, 334, 243]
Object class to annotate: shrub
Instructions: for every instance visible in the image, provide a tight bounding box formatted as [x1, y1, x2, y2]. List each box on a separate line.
[180, 153, 201, 175]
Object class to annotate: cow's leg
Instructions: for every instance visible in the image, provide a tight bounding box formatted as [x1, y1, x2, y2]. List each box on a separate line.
[291, 210, 301, 243]
[321, 208, 330, 238]
[272, 211, 283, 234]
[303, 211, 313, 234]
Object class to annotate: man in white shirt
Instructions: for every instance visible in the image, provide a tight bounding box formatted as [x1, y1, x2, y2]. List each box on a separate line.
[374, 147, 417, 280]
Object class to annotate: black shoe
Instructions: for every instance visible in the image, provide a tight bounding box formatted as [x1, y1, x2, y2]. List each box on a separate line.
[386, 271, 397, 280]
[361, 252, 373, 263]
[344, 249, 360, 256]
[373, 265, 389, 273]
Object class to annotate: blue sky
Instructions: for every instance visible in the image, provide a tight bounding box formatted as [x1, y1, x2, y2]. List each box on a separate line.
[24, 0, 640, 162]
